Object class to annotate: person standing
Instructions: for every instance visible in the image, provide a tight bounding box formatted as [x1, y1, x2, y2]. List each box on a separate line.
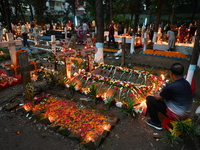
[21, 22, 30, 48]
[179, 23, 187, 43]
[167, 28, 175, 51]
[82, 22, 88, 35]
[76, 25, 84, 45]
[107, 23, 116, 48]
[2, 26, 8, 41]
[82, 22, 88, 43]
[145, 63, 193, 130]
[188, 22, 197, 42]
[0, 25, 3, 41]
[117, 22, 123, 35]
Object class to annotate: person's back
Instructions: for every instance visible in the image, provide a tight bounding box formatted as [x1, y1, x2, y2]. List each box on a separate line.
[118, 23, 123, 32]
[167, 29, 175, 40]
[161, 78, 193, 118]
[109, 25, 114, 36]
[82, 23, 88, 32]
[21, 24, 28, 34]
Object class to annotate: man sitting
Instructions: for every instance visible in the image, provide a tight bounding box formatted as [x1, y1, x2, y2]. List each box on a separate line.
[146, 63, 193, 130]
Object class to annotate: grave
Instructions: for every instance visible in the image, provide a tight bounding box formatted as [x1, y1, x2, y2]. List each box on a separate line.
[153, 42, 193, 55]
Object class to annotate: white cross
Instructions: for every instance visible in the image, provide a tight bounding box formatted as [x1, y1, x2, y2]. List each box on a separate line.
[50, 35, 60, 54]
[0, 33, 22, 66]
[62, 27, 68, 39]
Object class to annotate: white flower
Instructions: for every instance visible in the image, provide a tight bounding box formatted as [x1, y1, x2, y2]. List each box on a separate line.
[103, 98, 108, 104]
[116, 102, 123, 108]
[75, 87, 79, 91]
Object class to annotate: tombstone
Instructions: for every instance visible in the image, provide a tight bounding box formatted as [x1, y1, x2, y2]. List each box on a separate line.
[0, 33, 22, 66]
[50, 35, 60, 54]
[81, 46, 98, 71]
[7, 51, 41, 99]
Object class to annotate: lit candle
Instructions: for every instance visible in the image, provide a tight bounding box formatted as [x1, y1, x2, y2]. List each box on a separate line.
[161, 74, 165, 81]
[48, 115, 55, 122]
[88, 137, 92, 141]
[103, 124, 111, 131]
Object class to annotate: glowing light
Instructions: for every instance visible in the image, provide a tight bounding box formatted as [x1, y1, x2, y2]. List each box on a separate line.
[48, 115, 55, 122]
[24, 105, 31, 111]
[161, 74, 165, 81]
[103, 124, 111, 131]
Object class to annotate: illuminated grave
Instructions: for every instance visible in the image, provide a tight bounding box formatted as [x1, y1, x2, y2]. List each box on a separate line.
[21, 95, 119, 149]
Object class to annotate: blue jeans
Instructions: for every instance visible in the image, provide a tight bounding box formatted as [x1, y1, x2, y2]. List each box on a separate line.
[22, 33, 30, 47]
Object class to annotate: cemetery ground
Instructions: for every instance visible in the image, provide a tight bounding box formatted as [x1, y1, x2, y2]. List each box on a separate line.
[0, 44, 200, 150]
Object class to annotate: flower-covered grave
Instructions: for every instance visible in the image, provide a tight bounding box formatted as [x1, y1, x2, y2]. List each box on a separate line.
[0, 70, 22, 90]
[21, 93, 118, 149]
[70, 63, 168, 116]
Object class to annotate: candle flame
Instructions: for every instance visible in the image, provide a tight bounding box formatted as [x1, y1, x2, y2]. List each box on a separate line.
[48, 116, 55, 122]
[103, 124, 111, 131]
[161, 74, 165, 81]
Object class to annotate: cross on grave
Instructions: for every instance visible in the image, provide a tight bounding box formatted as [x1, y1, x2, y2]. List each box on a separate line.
[65, 49, 77, 78]
[62, 39, 70, 51]
[7, 51, 41, 100]
[0, 33, 22, 66]
[50, 35, 60, 54]
[56, 48, 77, 78]
[81, 46, 98, 71]
[62, 27, 68, 39]
[87, 38, 93, 47]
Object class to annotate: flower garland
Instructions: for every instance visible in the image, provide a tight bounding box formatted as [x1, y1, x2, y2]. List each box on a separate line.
[140, 49, 188, 60]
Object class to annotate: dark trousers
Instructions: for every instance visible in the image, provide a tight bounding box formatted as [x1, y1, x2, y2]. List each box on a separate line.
[146, 96, 167, 124]
[108, 35, 116, 48]
[22, 33, 30, 47]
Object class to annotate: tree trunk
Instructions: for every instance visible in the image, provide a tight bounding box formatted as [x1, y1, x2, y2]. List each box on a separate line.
[29, 4, 34, 21]
[171, 0, 176, 25]
[190, 0, 198, 23]
[186, 15, 200, 84]
[94, 0, 104, 63]
[3, 0, 12, 32]
[109, 0, 113, 23]
[154, 0, 162, 32]
[0, 0, 6, 25]
[19, 7, 25, 23]
[152, 0, 163, 43]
